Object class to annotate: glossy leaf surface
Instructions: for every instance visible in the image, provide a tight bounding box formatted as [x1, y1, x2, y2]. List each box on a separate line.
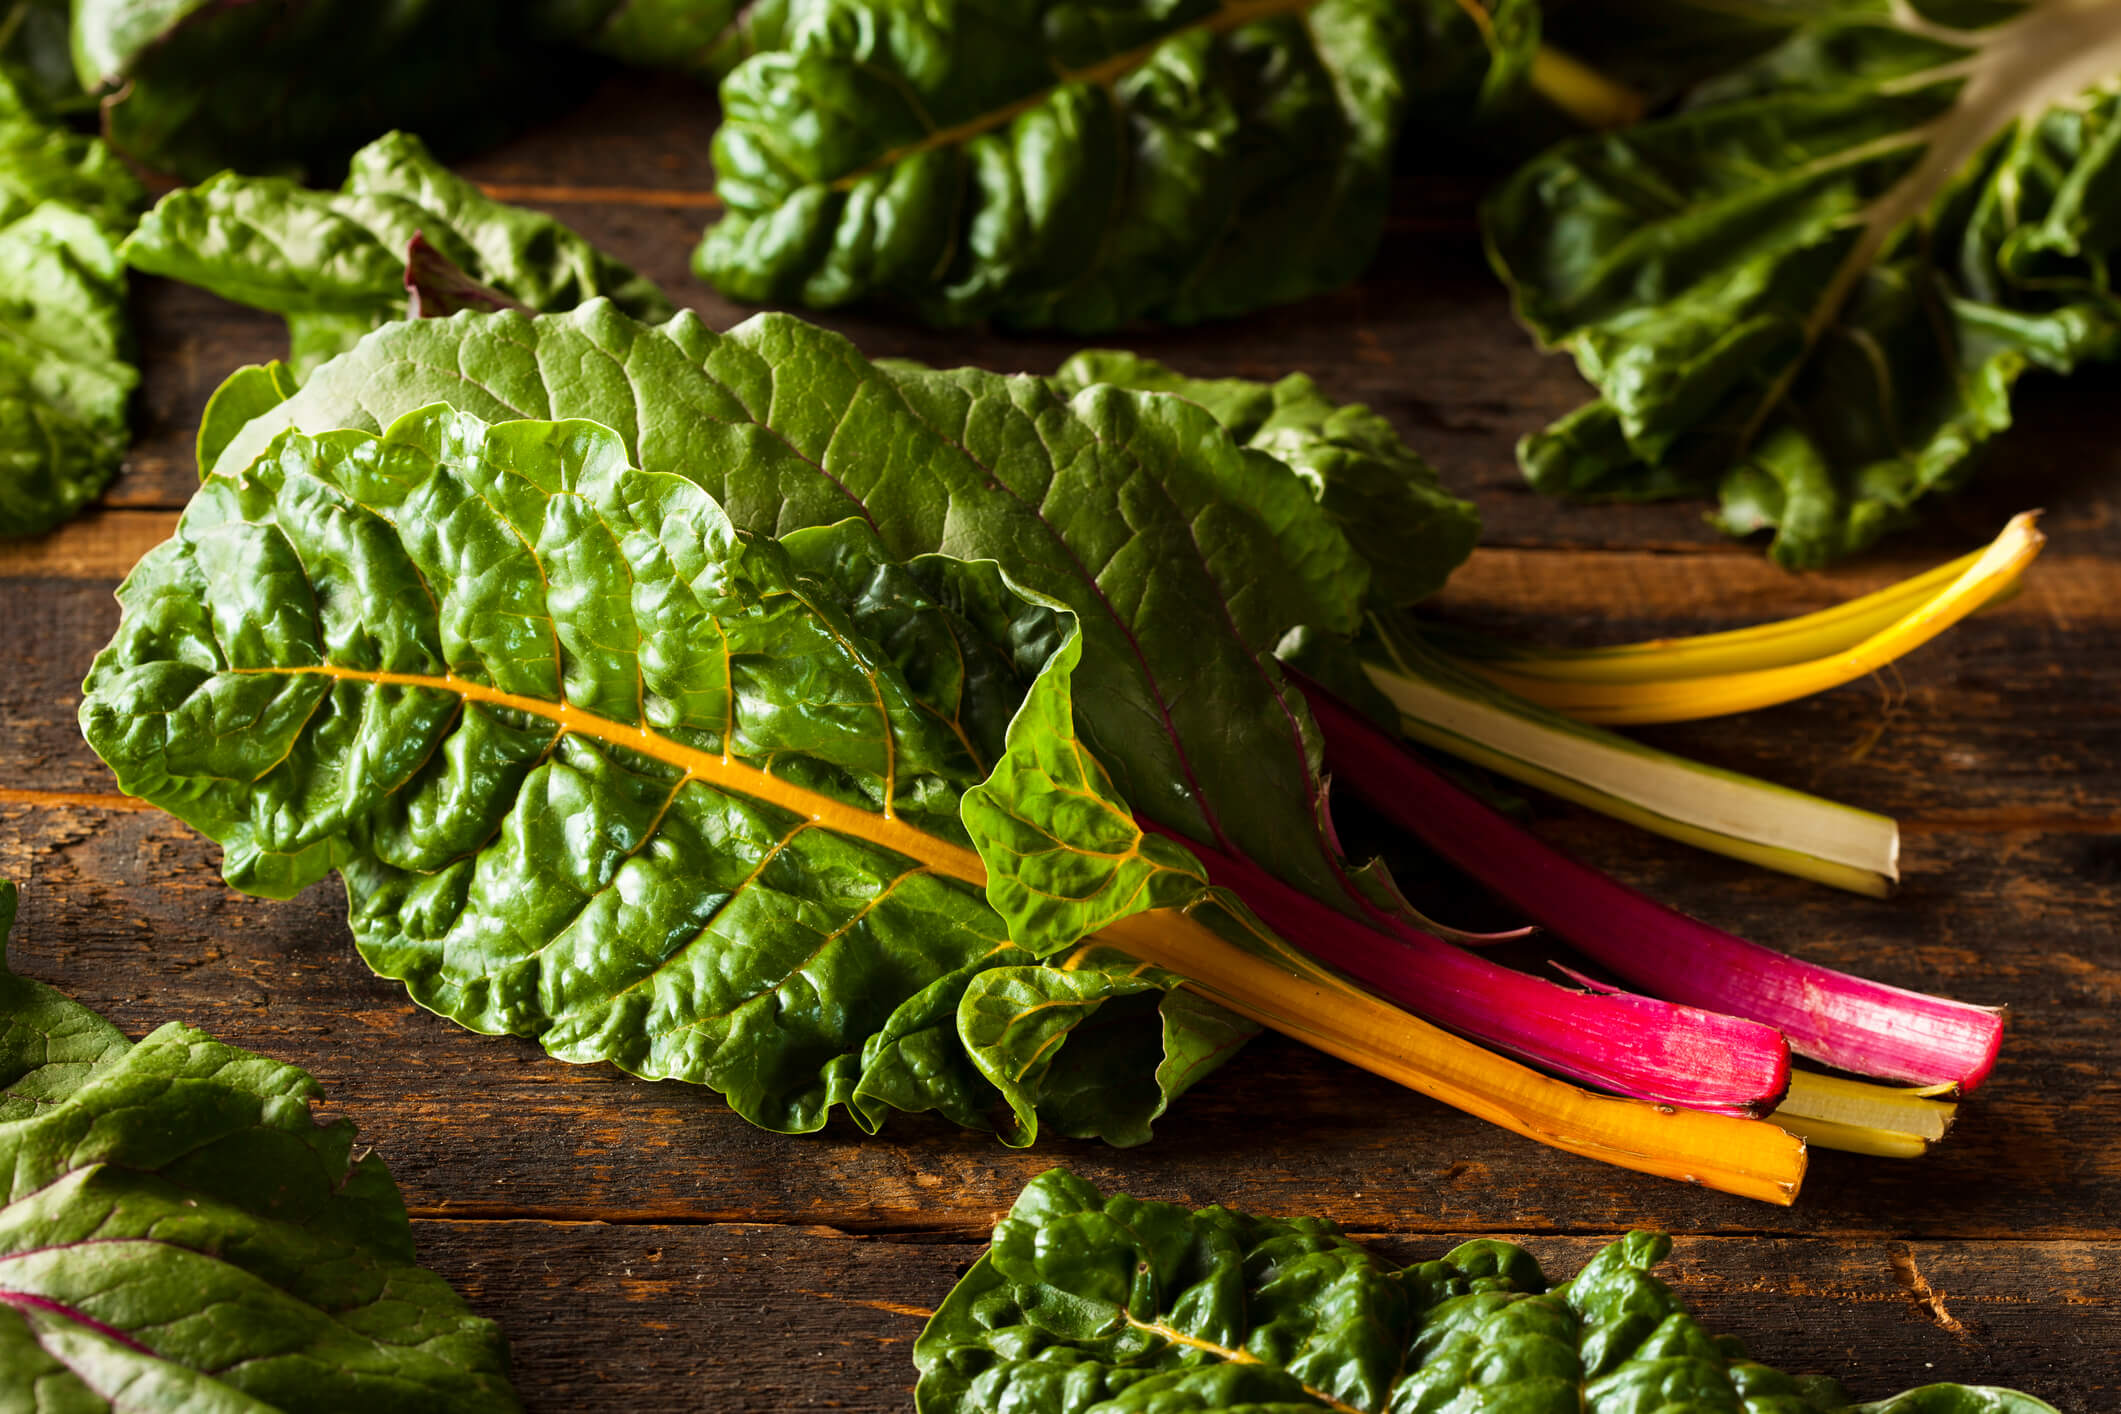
[122, 131, 674, 375]
[916, 1168, 2061, 1414]
[0, 73, 141, 537]
[0, 879, 523, 1411]
[83, 408, 1241, 1146]
[1051, 349, 1480, 607]
[698, 0, 1522, 331]
[204, 301, 1376, 912]
[1488, 0, 2121, 565]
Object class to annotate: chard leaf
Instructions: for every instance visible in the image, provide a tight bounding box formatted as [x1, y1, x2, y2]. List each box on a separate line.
[83, 406, 1245, 1146]
[915, 1168, 2061, 1414]
[122, 132, 674, 375]
[0, 881, 523, 1411]
[1051, 350, 1480, 607]
[1488, 0, 2121, 565]
[0, 74, 141, 537]
[697, 0, 1522, 331]
[202, 301, 1374, 915]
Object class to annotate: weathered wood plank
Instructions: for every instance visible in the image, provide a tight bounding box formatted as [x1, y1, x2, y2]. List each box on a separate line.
[411, 1220, 2113, 1411]
[1, 802, 2112, 1241]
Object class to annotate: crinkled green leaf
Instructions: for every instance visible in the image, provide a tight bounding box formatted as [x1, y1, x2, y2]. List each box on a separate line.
[1052, 350, 1479, 607]
[697, 0, 1520, 331]
[0, 881, 522, 1411]
[0, 74, 141, 537]
[203, 301, 1373, 917]
[122, 131, 674, 375]
[83, 406, 1243, 1146]
[1487, 0, 2121, 566]
[916, 1169, 2062, 1414]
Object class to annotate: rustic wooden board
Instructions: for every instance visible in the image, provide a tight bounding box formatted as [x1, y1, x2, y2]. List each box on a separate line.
[2, 70, 2116, 1412]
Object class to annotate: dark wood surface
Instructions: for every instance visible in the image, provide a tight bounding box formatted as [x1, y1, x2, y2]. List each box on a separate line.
[4, 73, 2117, 1409]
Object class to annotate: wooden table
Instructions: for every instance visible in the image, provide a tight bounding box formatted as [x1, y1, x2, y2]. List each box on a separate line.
[4, 75, 2116, 1409]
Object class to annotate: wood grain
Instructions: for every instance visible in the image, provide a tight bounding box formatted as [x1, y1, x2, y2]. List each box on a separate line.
[2, 67, 2115, 1412]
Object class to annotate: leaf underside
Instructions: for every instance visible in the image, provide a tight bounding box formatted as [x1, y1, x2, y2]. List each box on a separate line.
[0, 880, 522, 1412]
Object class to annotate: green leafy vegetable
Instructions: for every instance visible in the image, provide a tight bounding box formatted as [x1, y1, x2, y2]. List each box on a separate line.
[698, 0, 1527, 331]
[1487, 0, 2121, 565]
[917, 1168, 2059, 1414]
[0, 73, 141, 537]
[82, 406, 1249, 1147]
[122, 131, 674, 375]
[0, 878, 523, 1411]
[1049, 350, 1480, 608]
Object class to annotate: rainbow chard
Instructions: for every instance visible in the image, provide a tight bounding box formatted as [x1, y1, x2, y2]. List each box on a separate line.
[150, 300, 2049, 1183]
[916, 1169, 2059, 1414]
[1487, 0, 2121, 565]
[200, 303, 1816, 1129]
[0, 881, 521, 1410]
[101, 308, 1817, 1198]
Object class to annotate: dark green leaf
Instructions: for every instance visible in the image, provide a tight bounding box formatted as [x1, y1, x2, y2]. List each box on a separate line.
[0, 74, 141, 537]
[1487, 1, 2121, 565]
[1051, 350, 1480, 607]
[0, 880, 523, 1410]
[83, 406, 1245, 1146]
[122, 131, 675, 375]
[71, 0, 610, 180]
[916, 1169, 2062, 1414]
[0, 0, 79, 112]
[697, 0, 1521, 331]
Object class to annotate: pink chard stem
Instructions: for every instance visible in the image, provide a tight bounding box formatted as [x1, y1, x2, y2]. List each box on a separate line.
[1143, 824, 1792, 1115]
[1299, 682, 2003, 1093]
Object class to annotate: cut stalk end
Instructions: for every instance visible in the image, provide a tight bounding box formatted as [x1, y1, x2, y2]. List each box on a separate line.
[1773, 1071, 1958, 1157]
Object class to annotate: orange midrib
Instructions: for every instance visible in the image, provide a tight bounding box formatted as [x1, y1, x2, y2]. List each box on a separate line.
[245, 664, 992, 885]
[252, 663, 1808, 1204]
[827, 0, 1324, 192]
[1121, 1314, 1363, 1413]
